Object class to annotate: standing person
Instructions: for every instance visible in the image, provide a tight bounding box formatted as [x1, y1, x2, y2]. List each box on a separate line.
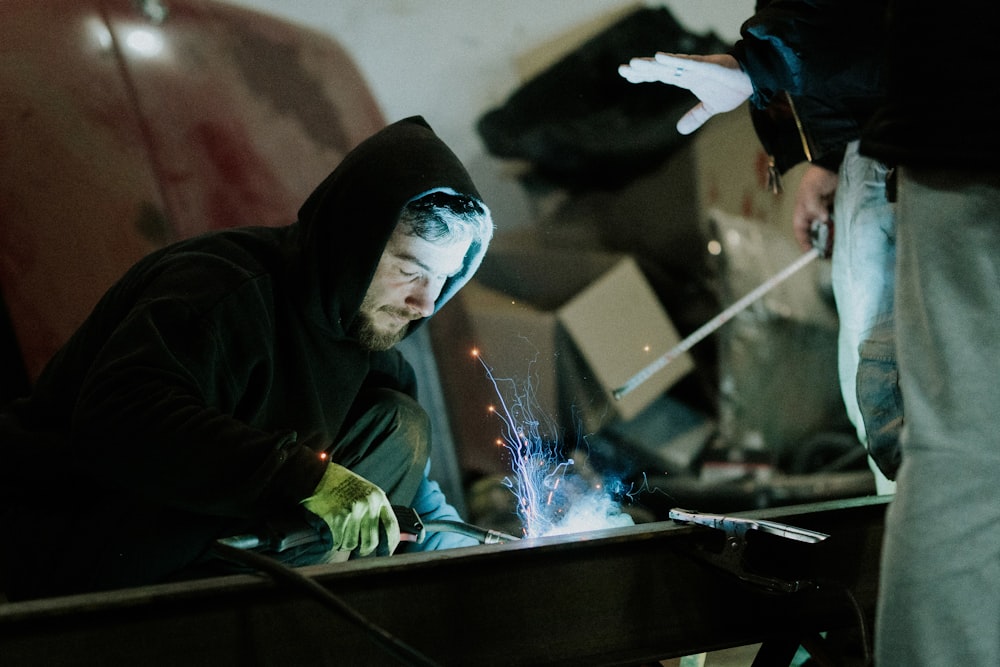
[618, 0, 900, 493]
[0, 116, 494, 601]
[861, 0, 1000, 663]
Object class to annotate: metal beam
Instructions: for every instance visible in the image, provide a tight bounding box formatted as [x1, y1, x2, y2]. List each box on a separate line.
[0, 496, 887, 666]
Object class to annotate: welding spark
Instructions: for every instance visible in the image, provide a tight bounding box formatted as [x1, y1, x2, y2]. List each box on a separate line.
[474, 351, 634, 538]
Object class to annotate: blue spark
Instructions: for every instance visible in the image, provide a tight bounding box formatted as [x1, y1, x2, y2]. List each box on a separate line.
[474, 351, 634, 538]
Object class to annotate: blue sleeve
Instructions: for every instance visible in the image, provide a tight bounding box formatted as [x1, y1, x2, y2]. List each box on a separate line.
[402, 464, 481, 551]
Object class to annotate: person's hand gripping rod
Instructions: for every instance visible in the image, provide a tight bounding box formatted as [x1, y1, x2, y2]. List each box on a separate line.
[613, 220, 832, 400]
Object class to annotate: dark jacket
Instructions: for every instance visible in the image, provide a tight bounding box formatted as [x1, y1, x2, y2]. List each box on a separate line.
[0, 116, 487, 597]
[732, 0, 888, 179]
[861, 0, 1000, 169]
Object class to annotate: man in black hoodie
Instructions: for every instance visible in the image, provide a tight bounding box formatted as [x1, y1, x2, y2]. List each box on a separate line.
[0, 116, 494, 601]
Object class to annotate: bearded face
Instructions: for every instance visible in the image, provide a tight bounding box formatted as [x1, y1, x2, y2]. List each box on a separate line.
[353, 294, 414, 351]
[353, 228, 472, 352]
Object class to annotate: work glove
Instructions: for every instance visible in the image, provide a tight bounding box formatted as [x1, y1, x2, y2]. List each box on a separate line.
[619, 52, 753, 135]
[302, 463, 400, 557]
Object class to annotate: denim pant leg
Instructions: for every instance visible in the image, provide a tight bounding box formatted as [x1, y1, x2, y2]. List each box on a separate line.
[830, 141, 899, 490]
[855, 319, 903, 479]
[875, 167, 1000, 666]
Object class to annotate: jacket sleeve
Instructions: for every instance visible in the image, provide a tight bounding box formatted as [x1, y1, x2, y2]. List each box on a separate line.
[732, 0, 885, 109]
[72, 272, 325, 518]
[401, 462, 480, 551]
[732, 0, 886, 173]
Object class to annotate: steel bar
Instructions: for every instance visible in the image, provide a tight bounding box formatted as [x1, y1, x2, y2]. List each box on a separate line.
[0, 496, 887, 666]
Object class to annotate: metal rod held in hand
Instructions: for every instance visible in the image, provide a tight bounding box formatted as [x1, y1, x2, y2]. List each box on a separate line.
[612, 246, 822, 400]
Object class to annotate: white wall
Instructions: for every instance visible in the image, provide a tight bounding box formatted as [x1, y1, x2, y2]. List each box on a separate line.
[220, 0, 754, 230]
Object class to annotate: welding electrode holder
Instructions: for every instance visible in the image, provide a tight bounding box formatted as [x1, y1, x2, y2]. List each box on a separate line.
[668, 508, 830, 594]
[398, 505, 521, 545]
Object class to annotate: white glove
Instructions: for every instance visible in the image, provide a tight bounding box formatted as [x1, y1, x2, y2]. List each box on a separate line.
[619, 52, 753, 134]
[302, 463, 400, 557]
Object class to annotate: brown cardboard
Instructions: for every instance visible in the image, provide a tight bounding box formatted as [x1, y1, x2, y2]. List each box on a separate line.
[459, 246, 693, 435]
[558, 255, 694, 422]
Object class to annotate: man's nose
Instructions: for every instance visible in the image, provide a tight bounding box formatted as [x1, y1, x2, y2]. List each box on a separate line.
[407, 280, 440, 317]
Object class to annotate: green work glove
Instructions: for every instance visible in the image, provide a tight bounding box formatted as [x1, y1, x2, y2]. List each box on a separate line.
[302, 463, 400, 557]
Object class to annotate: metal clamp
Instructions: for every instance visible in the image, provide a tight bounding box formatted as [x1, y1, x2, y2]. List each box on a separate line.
[669, 508, 830, 593]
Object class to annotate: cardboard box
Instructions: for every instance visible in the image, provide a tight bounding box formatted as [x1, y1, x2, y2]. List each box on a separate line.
[455, 246, 694, 437]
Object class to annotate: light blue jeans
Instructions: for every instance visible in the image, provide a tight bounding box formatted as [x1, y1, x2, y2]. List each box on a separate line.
[876, 167, 1000, 666]
[830, 141, 899, 492]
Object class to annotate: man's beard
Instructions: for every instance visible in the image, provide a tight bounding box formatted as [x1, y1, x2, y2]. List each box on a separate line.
[352, 306, 413, 351]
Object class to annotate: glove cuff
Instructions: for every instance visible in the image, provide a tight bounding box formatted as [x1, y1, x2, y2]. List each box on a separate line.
[301, 462, 350, 519]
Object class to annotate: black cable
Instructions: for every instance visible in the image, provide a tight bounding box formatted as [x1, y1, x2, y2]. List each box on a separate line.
[806, 578, 873, 667]
[210, 541, 440, 667]
[840, 584, 874, 667]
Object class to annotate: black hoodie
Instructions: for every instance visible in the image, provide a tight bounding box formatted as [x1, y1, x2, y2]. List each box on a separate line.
[0, 116, 489, 597]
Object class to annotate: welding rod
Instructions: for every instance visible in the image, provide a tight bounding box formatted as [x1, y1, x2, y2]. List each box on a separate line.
[612, 246, 822, 400]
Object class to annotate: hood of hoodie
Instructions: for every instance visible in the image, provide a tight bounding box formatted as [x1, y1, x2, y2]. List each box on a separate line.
[294, 116, 490, 338]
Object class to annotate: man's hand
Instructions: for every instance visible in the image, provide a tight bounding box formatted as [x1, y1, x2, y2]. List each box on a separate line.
[302, 463, 400, 557]
[793, 165, 839, 253]
[618, 53, 753, 134]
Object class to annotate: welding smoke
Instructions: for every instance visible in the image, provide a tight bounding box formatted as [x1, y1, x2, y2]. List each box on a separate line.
[530, 468, 635, 538]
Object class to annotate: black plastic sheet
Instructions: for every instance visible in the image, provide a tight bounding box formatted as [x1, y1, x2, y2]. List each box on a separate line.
[478, 7, 729, 189]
